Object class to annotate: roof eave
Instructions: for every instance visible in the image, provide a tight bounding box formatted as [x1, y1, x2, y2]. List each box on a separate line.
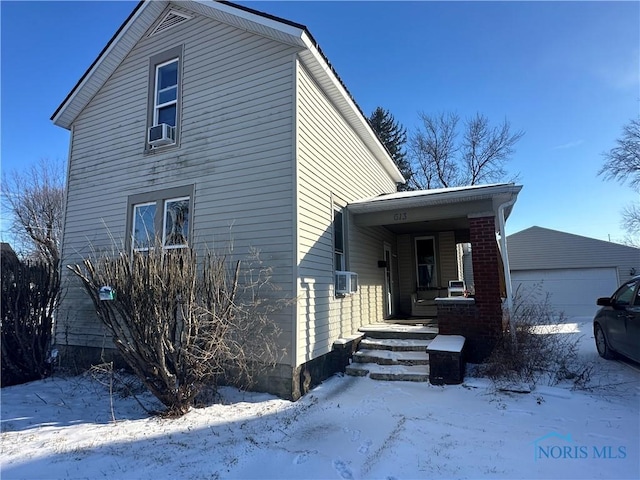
[348, 184, 523, 215]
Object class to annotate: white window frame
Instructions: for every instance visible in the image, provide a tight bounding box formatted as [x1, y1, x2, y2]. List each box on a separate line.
[132, 202, 157, 253]
[127, 186, 193, 254]
[153, 58, 179, 128]
[333, 206, 345, 272]
[162, 196, 190, 249]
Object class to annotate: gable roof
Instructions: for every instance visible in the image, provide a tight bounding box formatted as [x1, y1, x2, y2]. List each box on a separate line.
[507, 226, 640, 271]
[50, 0, 404, 184]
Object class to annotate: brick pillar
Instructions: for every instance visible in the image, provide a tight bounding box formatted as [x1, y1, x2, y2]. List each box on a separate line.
[468, 215, 503, 361]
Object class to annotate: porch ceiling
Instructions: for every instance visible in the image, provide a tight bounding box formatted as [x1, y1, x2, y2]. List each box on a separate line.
[349, 183, 522, 232]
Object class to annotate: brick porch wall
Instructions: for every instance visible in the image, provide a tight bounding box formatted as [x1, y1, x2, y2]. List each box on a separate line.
[438, 215, 503, 362]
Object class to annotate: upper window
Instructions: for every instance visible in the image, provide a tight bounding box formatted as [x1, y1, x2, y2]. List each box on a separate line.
[147, 46, 182, 149]
[334, 207, 345, 271]
[127, 186, 193, 253]
[154, 59, 178, 127]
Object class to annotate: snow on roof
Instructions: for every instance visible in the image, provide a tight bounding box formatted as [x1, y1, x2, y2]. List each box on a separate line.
[351, 183, 516, 205]
[348, 183, 523, 219]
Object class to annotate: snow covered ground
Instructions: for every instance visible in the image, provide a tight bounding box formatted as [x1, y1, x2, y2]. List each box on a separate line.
[1, 318, 638, 479]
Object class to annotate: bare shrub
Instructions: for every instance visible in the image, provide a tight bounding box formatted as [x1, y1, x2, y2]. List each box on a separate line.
[68, 246, 287, 415]
[479, 284, 593, 389]
[1, 254, 59, 387]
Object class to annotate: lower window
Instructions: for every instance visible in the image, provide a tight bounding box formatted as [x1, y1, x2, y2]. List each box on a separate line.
[163, 197, 189, 249]
[128, 186, 193, 252]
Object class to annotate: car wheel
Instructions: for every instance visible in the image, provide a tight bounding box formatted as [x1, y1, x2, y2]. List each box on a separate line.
[594, 324, 614, 359]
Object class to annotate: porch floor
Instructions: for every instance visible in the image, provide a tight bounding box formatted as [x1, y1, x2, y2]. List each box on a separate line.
[382, 315, 438, 327]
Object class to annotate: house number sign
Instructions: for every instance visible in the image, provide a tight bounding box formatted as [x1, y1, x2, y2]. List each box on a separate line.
[393, 212, 408, 221]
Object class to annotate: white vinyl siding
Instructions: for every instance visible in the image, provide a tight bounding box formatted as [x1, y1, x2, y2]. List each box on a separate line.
[295, 61, 397, 365]
[397, 234, 413, 313]
[438, 231, 458, 287]
[58, 12, 298, 361]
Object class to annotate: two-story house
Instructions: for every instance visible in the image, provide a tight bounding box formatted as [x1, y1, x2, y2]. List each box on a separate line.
[52, 0, 521, 399]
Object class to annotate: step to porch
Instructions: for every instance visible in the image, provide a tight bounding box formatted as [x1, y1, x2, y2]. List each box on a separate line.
[358, 323, 438, 340]
[353, 349, 430, 366]
[345, 323, 438, 382]
[346, 363, 430, 382]
[359, 337, 433, 352]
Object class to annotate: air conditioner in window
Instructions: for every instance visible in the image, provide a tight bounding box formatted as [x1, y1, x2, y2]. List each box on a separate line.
[448, 280, 465, 297]
[335, 271, 358, 295]
[148, 123, 175, 147]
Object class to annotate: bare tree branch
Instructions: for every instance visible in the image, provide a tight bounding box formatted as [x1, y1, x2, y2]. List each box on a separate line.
[599, 118, 640, 244]
[409, 112, 523, 189]
[599, 118, 640, 191]
[1, 158, 65, 268]
[462, 114, 524, 185]
[410, 112, 460, 188]
[621, 203, 640, 237]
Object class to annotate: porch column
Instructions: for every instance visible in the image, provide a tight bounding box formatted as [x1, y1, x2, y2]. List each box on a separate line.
[437, 215, 503, 362]
[468, 215, 503, 360]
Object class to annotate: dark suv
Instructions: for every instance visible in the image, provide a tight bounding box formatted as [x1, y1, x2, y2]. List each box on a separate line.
[593, 276, 640, 363]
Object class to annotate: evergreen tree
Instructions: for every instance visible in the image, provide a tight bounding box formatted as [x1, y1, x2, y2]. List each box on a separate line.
[369, 107, 414, 191]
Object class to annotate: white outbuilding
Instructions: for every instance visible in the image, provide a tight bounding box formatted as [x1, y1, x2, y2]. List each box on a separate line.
[507, 226, 640, 317]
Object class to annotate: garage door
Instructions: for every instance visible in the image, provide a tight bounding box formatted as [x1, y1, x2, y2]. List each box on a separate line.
[510, 267, 619, 317]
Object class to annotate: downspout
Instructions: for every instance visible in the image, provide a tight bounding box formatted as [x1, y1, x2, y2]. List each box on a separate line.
[497, 196, 517, 340]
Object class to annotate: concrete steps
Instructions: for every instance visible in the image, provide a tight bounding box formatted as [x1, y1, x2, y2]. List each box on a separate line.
[346, 363, 430, 382]
[346, 323, 438, 382]
[358, 323, 438, 340]
[359, 338, 432, 352]
[353, 349, 430, 366]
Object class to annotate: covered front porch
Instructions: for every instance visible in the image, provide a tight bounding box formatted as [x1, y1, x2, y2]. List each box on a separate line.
[348, 183, 522, 363]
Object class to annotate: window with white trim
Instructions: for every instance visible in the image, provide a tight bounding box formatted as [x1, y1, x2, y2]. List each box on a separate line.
[154, 59, 178, 128]
[162, 197, 189, 249]
[128, 186, 193, 253]
[146, 46, 182, 149]
[333, 207, 345, 271]
[415, 236, 437, 289]
[132, 202, 156, 251]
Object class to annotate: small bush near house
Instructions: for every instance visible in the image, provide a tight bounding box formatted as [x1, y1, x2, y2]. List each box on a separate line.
[68, 246, 286, 416]
[479, 284, 593, 389]
[1, 255, 59, 387]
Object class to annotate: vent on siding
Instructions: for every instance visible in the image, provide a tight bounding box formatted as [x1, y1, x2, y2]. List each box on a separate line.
[149, 10, 192, 36]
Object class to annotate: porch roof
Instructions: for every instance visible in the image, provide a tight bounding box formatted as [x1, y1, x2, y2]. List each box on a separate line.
[348, 183, 522, 234]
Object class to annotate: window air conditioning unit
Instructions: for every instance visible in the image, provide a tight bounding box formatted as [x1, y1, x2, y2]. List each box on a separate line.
[148, 123, 175, 147]
[335, 271, 358, 295]
[448, 280, 465, 297]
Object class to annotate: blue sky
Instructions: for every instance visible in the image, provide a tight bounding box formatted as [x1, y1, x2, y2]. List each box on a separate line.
[1, 1, 638, 243]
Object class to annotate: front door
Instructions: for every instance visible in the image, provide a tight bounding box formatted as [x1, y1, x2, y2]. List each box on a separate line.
[384, 243, 394, 318]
